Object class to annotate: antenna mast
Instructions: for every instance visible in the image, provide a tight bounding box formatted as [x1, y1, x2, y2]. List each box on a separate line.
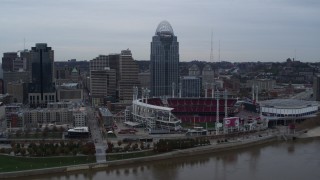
[210, 30, 213, 62]
[219, 40, 221, 63]
[210, 29, 215, 94]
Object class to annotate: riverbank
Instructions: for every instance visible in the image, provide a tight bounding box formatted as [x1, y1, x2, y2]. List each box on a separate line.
[298, 126, 320, 139]
[0, 134, 277, 179]
[2, 125, 320, 179]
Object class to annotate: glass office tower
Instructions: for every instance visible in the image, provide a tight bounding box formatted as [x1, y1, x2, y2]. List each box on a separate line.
[150, 20, 179, 97]
[28, 43, 55, 107]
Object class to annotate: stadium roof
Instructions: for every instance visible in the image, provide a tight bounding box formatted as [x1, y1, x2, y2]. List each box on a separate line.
[259, 99, 318, 109]
[134, 100, 173, 111]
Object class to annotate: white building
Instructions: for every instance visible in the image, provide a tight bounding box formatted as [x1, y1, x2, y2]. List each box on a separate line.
[24, 108, 73, 128]
[131, 98, 181, 130]
[73, 107, 87, 127]
[259, 99, 318, 125]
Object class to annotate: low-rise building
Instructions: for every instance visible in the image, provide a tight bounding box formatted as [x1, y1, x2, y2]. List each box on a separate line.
[98, 107, 113, 129]
[73, 107, 87, 127]
[56, 83, 83, 102]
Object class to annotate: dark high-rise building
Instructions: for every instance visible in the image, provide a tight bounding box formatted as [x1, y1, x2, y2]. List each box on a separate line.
[28, 43, 56, 107]
[313, 74, 320, 101]
[2, 52, 18, 72]
[150, 20, 179, 97]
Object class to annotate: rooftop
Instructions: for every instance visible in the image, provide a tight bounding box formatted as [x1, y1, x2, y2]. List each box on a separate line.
[259, 99, 318, 108]
[155, 20, 174, 35]
[99, 107, 113, 117]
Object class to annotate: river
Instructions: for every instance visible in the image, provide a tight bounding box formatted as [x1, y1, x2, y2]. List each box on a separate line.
[29, 139, 320, 180]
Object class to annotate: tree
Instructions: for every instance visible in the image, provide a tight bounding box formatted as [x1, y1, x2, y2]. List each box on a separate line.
[25, 128, 31, 137]
[132, 143, 138, 151]
[64, 147, 70, 155]
[59, 126, 65, 132]
[139, 142, 144, 150]
[124, 144, 130, 152]
[20, 148, 26, 156]
[72, 149, 78, 156]
[10, 142, 16, 148]
[27, 148, 34, 156]
[42, 127, 49, 137]
[14, 147, 20, 155]
[81, 142, 95, 155]
[55, 147, 61, 155]
[117, 140, 122, 147]
[46, 148, 52, 156]
[15, 130, 22, 138]
[60, 141, 65, 147]
[52, 126, 58, 132]
[107, 142, 114, 153]
[34, 132, 39, 138]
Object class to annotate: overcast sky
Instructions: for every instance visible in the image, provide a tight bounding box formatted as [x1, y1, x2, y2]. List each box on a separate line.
[1, 0, 319, 62]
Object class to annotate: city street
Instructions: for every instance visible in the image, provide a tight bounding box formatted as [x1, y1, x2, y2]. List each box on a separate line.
[87, 107, 107, 163]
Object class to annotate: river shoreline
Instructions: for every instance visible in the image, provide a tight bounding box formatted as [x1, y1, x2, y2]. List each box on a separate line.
[1, 128, 320, 179]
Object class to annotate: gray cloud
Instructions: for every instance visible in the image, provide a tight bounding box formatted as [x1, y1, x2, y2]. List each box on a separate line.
[0, 0, 319, 62]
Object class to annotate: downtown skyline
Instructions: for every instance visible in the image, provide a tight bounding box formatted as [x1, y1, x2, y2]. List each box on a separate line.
[1, 0, 320, 62]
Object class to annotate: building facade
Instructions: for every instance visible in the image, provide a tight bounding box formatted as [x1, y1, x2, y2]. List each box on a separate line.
[98, 107, 113, 128]
[150, 20, 179, 97]
[138, 72, 150, 89]
[181, 76, 201, 97]
[56, 83, 83, 102]
[89, 50, 139, 104]
[90, 68, 116, 106]
[90, 55, 109, 71]
[118, 49, 140, 102]
[2, 50, 30, 94]
[28, 43, 56, 108]
[189, 64, 201, 76]
[73, 107, 87, 127]
[246, 79, 276, 93]
[313, 74, 320, 101]
[7, 81, 28, 103]
[3, 71, 30, 93]
[5, 105, 23, 130]
[201, 64, 214, 89]
[2, 52, 18, 72]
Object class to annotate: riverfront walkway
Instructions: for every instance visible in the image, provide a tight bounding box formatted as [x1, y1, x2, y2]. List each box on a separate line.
[299, 126, 320, 138]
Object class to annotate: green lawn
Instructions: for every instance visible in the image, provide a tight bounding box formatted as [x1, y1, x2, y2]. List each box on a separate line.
[0, 155, 96, 172]
[9, 132, 63, 139]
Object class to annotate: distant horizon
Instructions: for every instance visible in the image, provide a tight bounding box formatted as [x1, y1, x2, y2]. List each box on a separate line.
[2, 42, 319, 63]
[1, 0, 319, 62]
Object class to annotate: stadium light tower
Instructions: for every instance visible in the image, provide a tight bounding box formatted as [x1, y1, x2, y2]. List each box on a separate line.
[216, 90, 220, 135]
[224, 89, 228, 118]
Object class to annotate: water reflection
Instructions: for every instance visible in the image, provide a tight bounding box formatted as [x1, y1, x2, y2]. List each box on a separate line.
[287, 142, 295, 153]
